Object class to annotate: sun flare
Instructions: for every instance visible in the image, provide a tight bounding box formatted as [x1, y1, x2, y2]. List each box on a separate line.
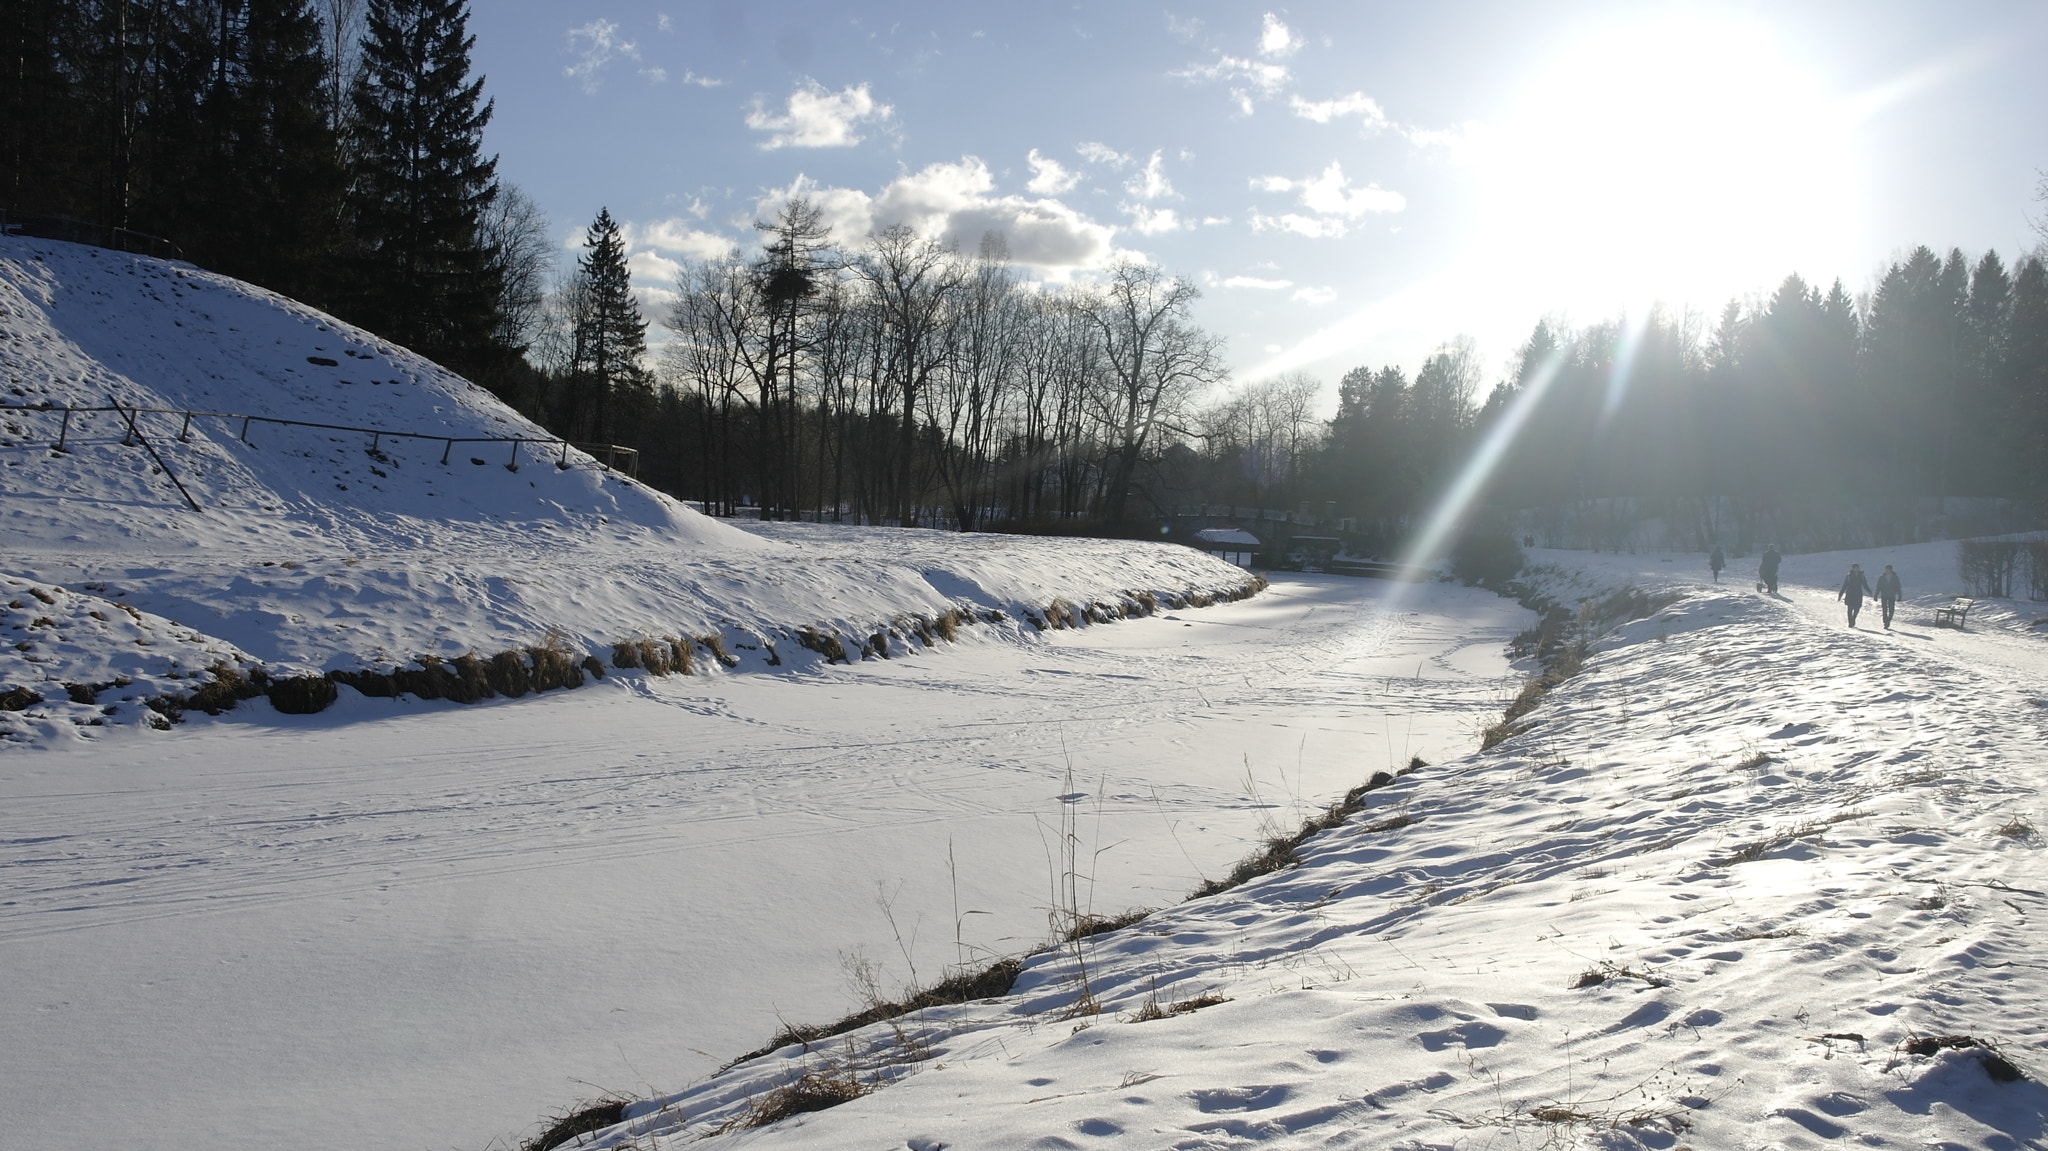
[1478, 15, 1861, 317]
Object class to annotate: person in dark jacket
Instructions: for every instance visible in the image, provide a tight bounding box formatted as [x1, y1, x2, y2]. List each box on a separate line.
[1838, 563, 1873, 627]
[1875, 564, 1903, 629]
[1759, 545, 1782, 594]
[1709, 546, 1725, 582]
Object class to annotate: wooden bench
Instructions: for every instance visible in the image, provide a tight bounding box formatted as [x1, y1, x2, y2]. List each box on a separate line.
[1935, 598, 1974, 629]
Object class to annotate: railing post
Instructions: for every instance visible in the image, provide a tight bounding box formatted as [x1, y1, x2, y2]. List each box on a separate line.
[440, 438, 453, 465]
[54, 408, 71, 452]
[178, 411, 192, 441]
[507, 439, 520, 470]
[371, 431, 381, 453]
[240, 416, 252, 443]
[558, 440, 569, 467]
[118, 405, 138, 446]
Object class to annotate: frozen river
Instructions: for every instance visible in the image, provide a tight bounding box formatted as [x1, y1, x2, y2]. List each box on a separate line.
[0, 574, 1528, 1151]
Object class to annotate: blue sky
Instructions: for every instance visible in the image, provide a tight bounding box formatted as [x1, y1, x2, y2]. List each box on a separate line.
[470, 1, 2048, 400]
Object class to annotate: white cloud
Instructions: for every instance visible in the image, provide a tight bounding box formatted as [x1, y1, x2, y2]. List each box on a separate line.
[1124, 151, 1175, 200]
[1297, 162, 1405, 216]
[1250, 161, 1405, 237]
[1291, 285, 1337, 304]
[1259, 13, 1301, 58]
[564, 20, 639, 94]
[1402, 119, 1487, 160]
[1220, 275, 1292, 290]
[1026, 149, 1079, 194]
[1165, 12, 1204, 43]
[761, 158, 1117, 271]
[626, 250, 686, 310]
[746, 81, 893, 149]
[1176, 13, 1300, 113]
[1076, 141, 1129, 166]
[624, 218, 738, 262]
[656, 13, 673, 32]
[1290, 91, 1389, 130]
[1126, 205, 1183, 235]
[1177, 54, 1290, 99]
[1249, 211, 1346, 238]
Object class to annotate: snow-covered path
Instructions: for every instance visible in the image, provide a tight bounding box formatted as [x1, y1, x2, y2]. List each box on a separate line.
[0, 575, 1527, 1151]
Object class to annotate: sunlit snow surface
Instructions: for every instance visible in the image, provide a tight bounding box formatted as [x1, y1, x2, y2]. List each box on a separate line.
[8, 237, 2048, 1151]
[562, 541, 2048, 1151]
[0, 571, 1525, 1151]
[0, 235, 1256, 713]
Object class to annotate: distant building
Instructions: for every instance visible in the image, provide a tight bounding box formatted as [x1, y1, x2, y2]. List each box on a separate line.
[1194, 527, 1261, 568]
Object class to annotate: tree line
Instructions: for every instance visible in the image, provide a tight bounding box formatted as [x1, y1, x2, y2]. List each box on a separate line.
[527, 201, 1248, 533]
[1453, 247, 2048, 551]
[2, 0, 545, 386]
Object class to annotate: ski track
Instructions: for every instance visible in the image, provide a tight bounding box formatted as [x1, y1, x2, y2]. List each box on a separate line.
[0, 579, 1514, 940]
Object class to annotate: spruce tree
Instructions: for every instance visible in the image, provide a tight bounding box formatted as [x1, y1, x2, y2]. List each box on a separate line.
[136, 0, 343, 304]
[343, 0, 504, 380]
[567, 207, 648, 444]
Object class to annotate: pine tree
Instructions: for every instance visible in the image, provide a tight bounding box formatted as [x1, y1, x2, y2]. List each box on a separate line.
[2005, 257, 2048, 503]
[343, 0, 504, 379]
[135, 0, 342, 304]
[566, 207, 648, 444]
[0, 0, 95, 219]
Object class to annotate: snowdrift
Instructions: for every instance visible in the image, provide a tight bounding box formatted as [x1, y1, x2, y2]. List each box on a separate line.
[0, 236, 1258, 743]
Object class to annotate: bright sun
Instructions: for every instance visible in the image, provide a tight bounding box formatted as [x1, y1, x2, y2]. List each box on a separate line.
[1477, 14, 1860, 319]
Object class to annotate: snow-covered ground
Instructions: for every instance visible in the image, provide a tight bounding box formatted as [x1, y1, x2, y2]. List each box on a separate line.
[2, 236, 1530, 1150]
[1, 234, 1258, 744]
[0, 571, 1526, 1151]
[549, 538, 2048, 1151]
[10, 236, 2048, 1151]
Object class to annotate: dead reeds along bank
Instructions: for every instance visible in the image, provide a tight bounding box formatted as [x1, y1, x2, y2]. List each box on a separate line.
[1482, 583, 1678, 752]
[110, 575, 1272, 724]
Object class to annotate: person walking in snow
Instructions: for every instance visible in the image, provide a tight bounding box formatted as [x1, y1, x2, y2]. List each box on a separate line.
[1875, 564, 1903, 630]
[1759, 545, 1782, 594]
[1838, 563, 1874, 628]
[1709, 546, 1726, 582]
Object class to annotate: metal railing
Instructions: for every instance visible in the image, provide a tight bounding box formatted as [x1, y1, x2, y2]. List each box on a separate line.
[0, 401, 640, 512]
[1, 210, 185, 261]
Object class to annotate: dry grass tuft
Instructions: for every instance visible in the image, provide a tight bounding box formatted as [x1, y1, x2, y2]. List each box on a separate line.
[1480, 719, 1532, 751]
[1061, 908, 1152, 943]
[720, 957, 1025, 1073]
[1997, 815, 2037, 839]
[697, 634, 740, 668]
[1129, 991, 1230, 1023]
[528, 636, 585, 691]
[796, 627, 850, 664]
[521, 1099, 629, 1151]
[1188, 768, 1409, 900]
[1570, 961, 1670, 990]
[266, 673, 337, 714]
[733, 1066, 870, 1130]
[487, 650, 532, 697]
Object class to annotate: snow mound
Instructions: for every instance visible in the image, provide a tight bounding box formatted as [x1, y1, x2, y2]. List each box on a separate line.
[0, 234, 750, 550]
[0, 237, 1259, 745]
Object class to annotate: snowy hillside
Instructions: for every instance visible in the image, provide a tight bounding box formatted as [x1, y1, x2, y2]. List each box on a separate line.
[0, 236, 1257, 742]
[555, 540, 2048, 1151]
